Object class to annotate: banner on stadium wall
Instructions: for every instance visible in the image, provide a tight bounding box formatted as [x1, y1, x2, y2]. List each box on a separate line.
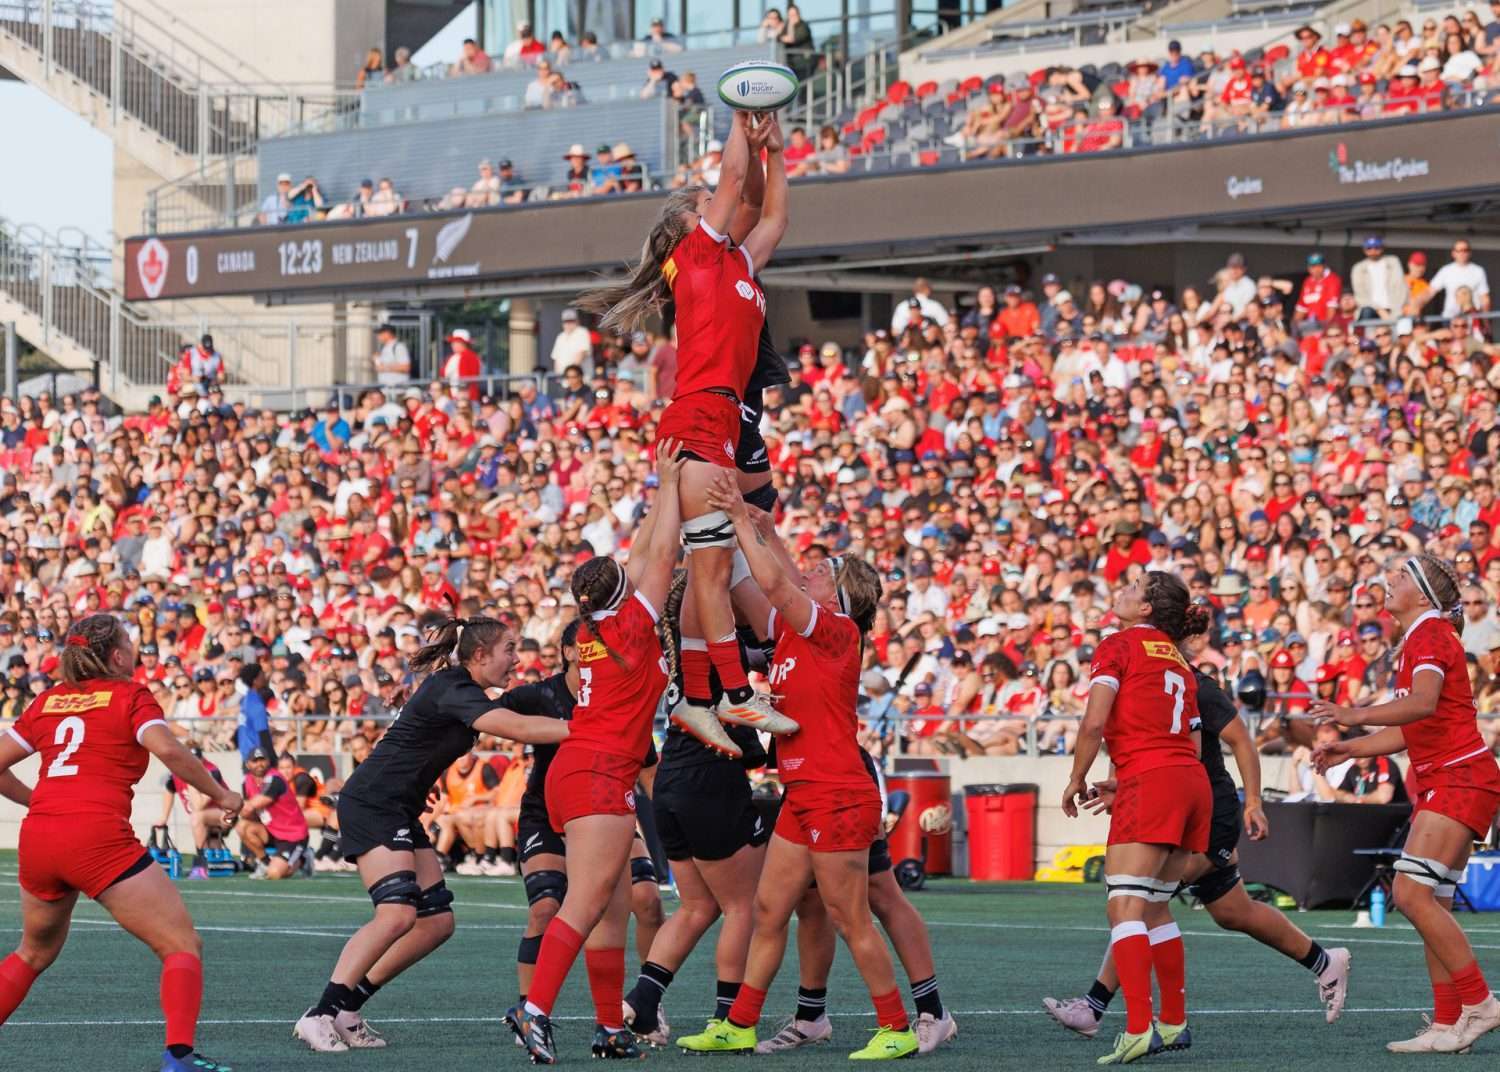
[123, 109, 1500, 302]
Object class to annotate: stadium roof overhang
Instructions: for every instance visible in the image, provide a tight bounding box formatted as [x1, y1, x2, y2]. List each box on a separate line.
[123, 107, 1500, 308]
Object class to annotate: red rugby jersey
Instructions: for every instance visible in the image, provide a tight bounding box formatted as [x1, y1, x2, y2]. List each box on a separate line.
[564, 592, 668, 761]
[1089, 624, 1200, 778]
[768, 602, 866, 786]
[1396, 611, 1493, 779]
[9, 678, 166, 819]
[662, 219, 766, 401]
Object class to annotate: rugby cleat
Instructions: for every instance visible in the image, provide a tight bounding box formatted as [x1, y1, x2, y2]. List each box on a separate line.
[591, 1025, 646, 1059]
[914, 1011, 957, 1054]
[482, 858, 518, 877]
[848, 1025, 918, 1060]
[334, 1009, 387, 1048]
[293, 1010, 350, 1052]
[1317, 947, 1351, 1024]
[507, 1004, 558, 1065]
[1433, 995, 1500, 1053]
[717, 691, 799, 736]
[455, 859, 484, 876]
[756, 1016, 832, 1053]
[670, 702, 743, 758]
[1043, 996, 1100, 1039]
[1097, 1027, 1162, 1065]
[1387, 1017, 1462, 1054]
[160, 1052, 234, 1071]
[623, 998, 670, 1047]
[1155, 1020, 1191, 1053]
[676, 1018, 757, 1054]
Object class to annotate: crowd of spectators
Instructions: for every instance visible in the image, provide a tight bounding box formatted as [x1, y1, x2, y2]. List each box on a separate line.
[2, 232, 1499, 792]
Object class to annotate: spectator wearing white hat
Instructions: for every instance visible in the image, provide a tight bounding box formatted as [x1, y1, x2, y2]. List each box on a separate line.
[549, 308, 594, 376]
[442, 328, 482, 400]
[466, 159, 501, 208]
[559, 144, 591, 197]
[258, 173, 294, 225]
[890, 278, 951, 335]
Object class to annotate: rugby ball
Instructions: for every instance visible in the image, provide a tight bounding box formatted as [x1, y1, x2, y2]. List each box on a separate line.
[717, 61, 800, 111]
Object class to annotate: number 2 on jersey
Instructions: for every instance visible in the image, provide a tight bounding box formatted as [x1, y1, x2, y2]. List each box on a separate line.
[48, 716, 86, 777]
[1163, 671, 1186, 734]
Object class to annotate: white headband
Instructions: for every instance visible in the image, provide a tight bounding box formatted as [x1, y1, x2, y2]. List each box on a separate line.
[828, 555, 851, 615]
[592, 561, 629, 619]
[1404, 556, 1443, 612]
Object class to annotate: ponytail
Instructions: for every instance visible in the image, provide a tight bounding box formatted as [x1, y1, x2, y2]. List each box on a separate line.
[575, 186, 705, 335]
[571, 557, 631, 669]
[410, 615, 510, 673]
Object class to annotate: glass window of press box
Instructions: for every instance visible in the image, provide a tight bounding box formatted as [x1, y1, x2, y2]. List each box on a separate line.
[481, 1, 998, 56]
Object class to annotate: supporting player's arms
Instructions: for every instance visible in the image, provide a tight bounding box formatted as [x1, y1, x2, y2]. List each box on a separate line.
[1309, 668, 1441, 727]
[1061, 682, 1116, 817]
[142, 724, 243, 817]
[626, 439, 685, 609]
[1219, 717, 1268, 839]
[471, 708, 571, 745]
[705, 470, 811, 633]
[728, 115, 770, 243]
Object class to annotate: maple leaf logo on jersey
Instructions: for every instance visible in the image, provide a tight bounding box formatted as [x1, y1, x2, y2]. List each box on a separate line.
[1140, 640, 1190, 669]
[625, 790, 637, 811]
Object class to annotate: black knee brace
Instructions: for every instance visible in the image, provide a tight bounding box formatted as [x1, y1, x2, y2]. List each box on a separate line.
[368, 870, 421, 908]
[743, 481, 778, 513]
[524, 868, 567, 906]
[1191, 864, 1242, 906]
[631, 856, 659, 885]
[517, 932, 543, 965]
[416, 880, 455, 918]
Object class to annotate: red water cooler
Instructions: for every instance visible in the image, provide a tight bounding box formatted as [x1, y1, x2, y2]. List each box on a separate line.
[964, 783, 1038, 880]
[886, 771, 953, 876]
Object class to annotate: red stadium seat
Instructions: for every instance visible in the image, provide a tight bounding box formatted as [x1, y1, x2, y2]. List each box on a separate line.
[946, 90, 964, 107]
[1028, 68, 1048, 87]
[918, 150, 941, 167]
[855, 105, 881, 130]
[959, 75, 984, 95]
[887, 80, 912, 103]
[861, 125, 888, 150]
[1265, 44, 1291, 64]
[1112, 80, 1129, 98]
[842, 120, 860, 137]
[848, 142, 865, 157]
[916, 80, 939, 99]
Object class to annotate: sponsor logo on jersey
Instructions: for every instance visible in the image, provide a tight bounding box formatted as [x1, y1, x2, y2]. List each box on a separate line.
[524, 832, 542, 852]
[41, 690, 112, 714]
[577, 639, 608, 663]
[1140, 640, 1190, 669]
[768, 656, 797, 686]
[735, 279, 756, 301]
[782, 756, 804, 771]
[393, 828, 412, 843]
[625, 790, 637, 812]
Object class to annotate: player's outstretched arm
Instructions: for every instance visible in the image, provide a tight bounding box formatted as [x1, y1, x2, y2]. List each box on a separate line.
[740, 116, 787, 274]
[1313, 725, 1407, 771]
[728, 114, 770, 243]
[141, 724, 242, 817]
[1309, 668, 1440, 728]
[626, 439, 685, 609]
[471, 708, 571, 745]
[702, 110, 752, 236]
[705, 469, 811, 632]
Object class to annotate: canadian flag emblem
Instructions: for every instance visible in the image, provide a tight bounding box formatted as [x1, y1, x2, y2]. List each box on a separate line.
[136, 238, 170, 300]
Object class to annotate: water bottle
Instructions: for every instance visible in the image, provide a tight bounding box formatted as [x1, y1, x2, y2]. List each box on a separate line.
[1371, 886, 1387, 928]
[167, 848, 182, 880]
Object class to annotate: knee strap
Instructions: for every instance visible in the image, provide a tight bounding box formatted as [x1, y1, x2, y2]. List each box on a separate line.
[518, 932, 543, 965]
[416, 880, 455, 918]
[1190, 864, 1242, 906]
[682, 510, 736, 551]
[1395, 853, 1455, 891]
[368, 870, 420, 908]
[743, 482, 778, 513]
[524, 868, 567, 907]
[1106, 874, 1174, 902]
[631, 856, 659, 885]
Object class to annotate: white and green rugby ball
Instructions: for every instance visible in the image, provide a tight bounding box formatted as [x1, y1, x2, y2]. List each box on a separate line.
[717, 61, 800, 111]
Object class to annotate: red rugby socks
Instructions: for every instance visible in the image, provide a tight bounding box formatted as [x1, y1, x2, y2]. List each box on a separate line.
[525, 917, 584, 1017]
[681, 639, 713, 704]
[1434, 980, 1461, 1026]
[0, 952, 39, 1024]
[160, 951, 203, 1050]
[585, 947, 626, 1031]
[1110, 921, 1155, 1035]
[708, 636, 750, 694]
[1452, 961, 1492, 1007]
[727, 983, 767, 1029]
[871, 988, 910, 1032]
[1148, 923, 1187, 1025]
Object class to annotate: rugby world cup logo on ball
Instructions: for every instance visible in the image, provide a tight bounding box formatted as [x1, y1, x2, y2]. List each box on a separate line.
[718, 61, 801, 111]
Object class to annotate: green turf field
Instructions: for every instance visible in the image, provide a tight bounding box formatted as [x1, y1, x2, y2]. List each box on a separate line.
[2, 852, 1498, 1070]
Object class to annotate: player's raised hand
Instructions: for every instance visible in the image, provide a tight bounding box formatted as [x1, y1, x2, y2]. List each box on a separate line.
[746, 112, 774, 153]
[762, 113, 784, 153]
[704, 469, 746, 521]
[656, 437, 686, 490]
[1311, 738, 1352, 773]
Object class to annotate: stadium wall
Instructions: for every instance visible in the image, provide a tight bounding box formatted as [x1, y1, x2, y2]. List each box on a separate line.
[0, 751, 1296, 876]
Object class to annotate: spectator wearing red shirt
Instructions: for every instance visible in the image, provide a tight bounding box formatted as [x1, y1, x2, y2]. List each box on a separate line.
[1220, 56, 1254, 105]
[996, 284, 1040, 338]
[441, 329, 482, 400]
[1075, 96, 1125, 153]
[783, 125, 817, 175]
[1101, 521, 1151, 583]
[1295, 252, 1343, 326]
[1286, 24, 1332, 91]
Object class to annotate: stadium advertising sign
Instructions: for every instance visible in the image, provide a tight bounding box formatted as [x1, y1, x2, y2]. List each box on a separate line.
[124, 110, 1499, 302]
